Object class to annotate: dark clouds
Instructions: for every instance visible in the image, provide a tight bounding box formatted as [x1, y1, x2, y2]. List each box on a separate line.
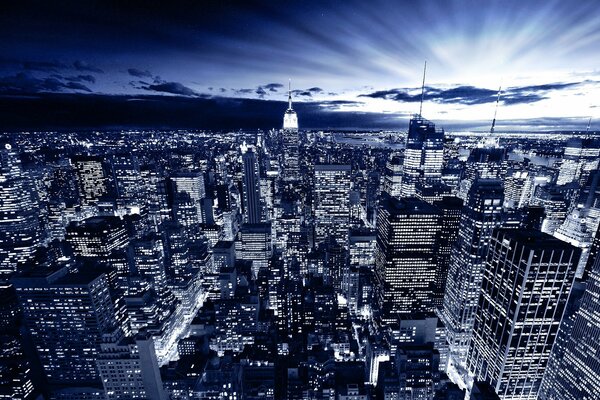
[127, 68, 153, 78]
[262, 83, 284, 92]
[0, 72, 92, 94]
[141, 82, 202, 97]
[73, 60, 103, 73]
[64, 74, 96, 84]
[359, 82, 582, 106]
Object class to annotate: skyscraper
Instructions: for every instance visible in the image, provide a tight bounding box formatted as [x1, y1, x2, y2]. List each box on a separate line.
[458, 144, 507, 201]
[171, 170, 206, 222]
[282, 82, 300, 181]
[374, 195, 453, 322]
[0, 143, 40, 278]
[12, 266, 122, 390]
[540, 255, 600, 399]
[440, 179, 504, 373]
[110, 154, 144, 204]
[383, 155, 403, 198]
[556, 138, 582, 185]
[313, 164, 351, 245]
[468, 229, 580, 399]
[241, 146, 262, 224]
[65, 216, 129, 258]
[400, 116, 444, 198]
[72, 155, 108, 205]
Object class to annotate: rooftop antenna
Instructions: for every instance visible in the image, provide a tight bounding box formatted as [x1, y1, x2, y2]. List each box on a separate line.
[490, 86, 502, 134]
[288, 79, 292, 110]
[419, 61, 427, 118]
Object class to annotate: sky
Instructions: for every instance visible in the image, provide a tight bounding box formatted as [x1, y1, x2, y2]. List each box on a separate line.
[0, 0, 599, 131]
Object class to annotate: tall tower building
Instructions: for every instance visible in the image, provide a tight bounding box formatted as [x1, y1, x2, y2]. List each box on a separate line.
[0, 143, 40, 278]
[468, 229, 580, 399]
[72, 155, 108, 205]
[540, 255, 600, 400]
[282, 82, 300, 181]
[374, 195, 456, 322]
[383, 155, 403, 198]
[13, 266, 121, 389]
[110, 154, 144, 204]
[241, 146, 262, 224]
[433, 196, 463, 309]
[171, 171, 205, 222]
[313, 164, 351, 245]
[400, 116, 444, 198]
[556, 138, 582, 185]
[458, 144, 506, 201]
[440, 179, 504, 372]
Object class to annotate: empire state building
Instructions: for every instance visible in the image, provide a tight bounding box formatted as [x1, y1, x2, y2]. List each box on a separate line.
[282, 81, 299, 181]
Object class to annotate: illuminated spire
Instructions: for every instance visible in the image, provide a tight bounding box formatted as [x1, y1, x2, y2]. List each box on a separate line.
[288, 79, 293, 110]
[283, 79, 298, 130]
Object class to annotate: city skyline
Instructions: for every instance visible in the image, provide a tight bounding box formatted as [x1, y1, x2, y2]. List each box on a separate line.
[2, 2, 600, 400]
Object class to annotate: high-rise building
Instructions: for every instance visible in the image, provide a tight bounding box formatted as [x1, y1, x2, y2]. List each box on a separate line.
[65, 216, 129, 258]
[313, 164, 351, 245]
[96, 334, 167, 400]
[13, 266, 122, 390]
[540, 255, 600, 399]
[374, 195, 454, 322]
[383, 155, 403, 198]
[130, 235, 168, 294]
[0, 143, 40, 278]
[433, 196, 463, 309]
[171, 171, 206, 222]
[241, 146, 262, 224]
[0, 283, 36, 400]
[468, 229, 580, 399]
[110, 154, 144, 204]
[440, 179, 504, 373]
[401, 116, 444, 198]
[458, 145, 506, 201]
[556, 138, 582, 185]
[72, 155, 108, 205]
[282, 84, 300, 181]
[235, 223, 272, 277]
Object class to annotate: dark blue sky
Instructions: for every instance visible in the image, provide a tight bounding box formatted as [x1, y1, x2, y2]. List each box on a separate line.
[1, 0, 599, 131]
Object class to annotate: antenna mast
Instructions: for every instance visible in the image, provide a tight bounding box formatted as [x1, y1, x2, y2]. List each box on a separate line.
[288, 79, 292, 110]
[419, 61, 427, 118]
[490, 86, 502, 134]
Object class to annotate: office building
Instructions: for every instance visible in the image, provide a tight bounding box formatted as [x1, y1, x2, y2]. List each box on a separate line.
[313, 164, 351, 245]
[441, 179, 504, 373]
[241, 146, 262, 224]
[468, 229, 580, 399]
[0, 143, 40, 277]
[401, 116, 444, 198]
